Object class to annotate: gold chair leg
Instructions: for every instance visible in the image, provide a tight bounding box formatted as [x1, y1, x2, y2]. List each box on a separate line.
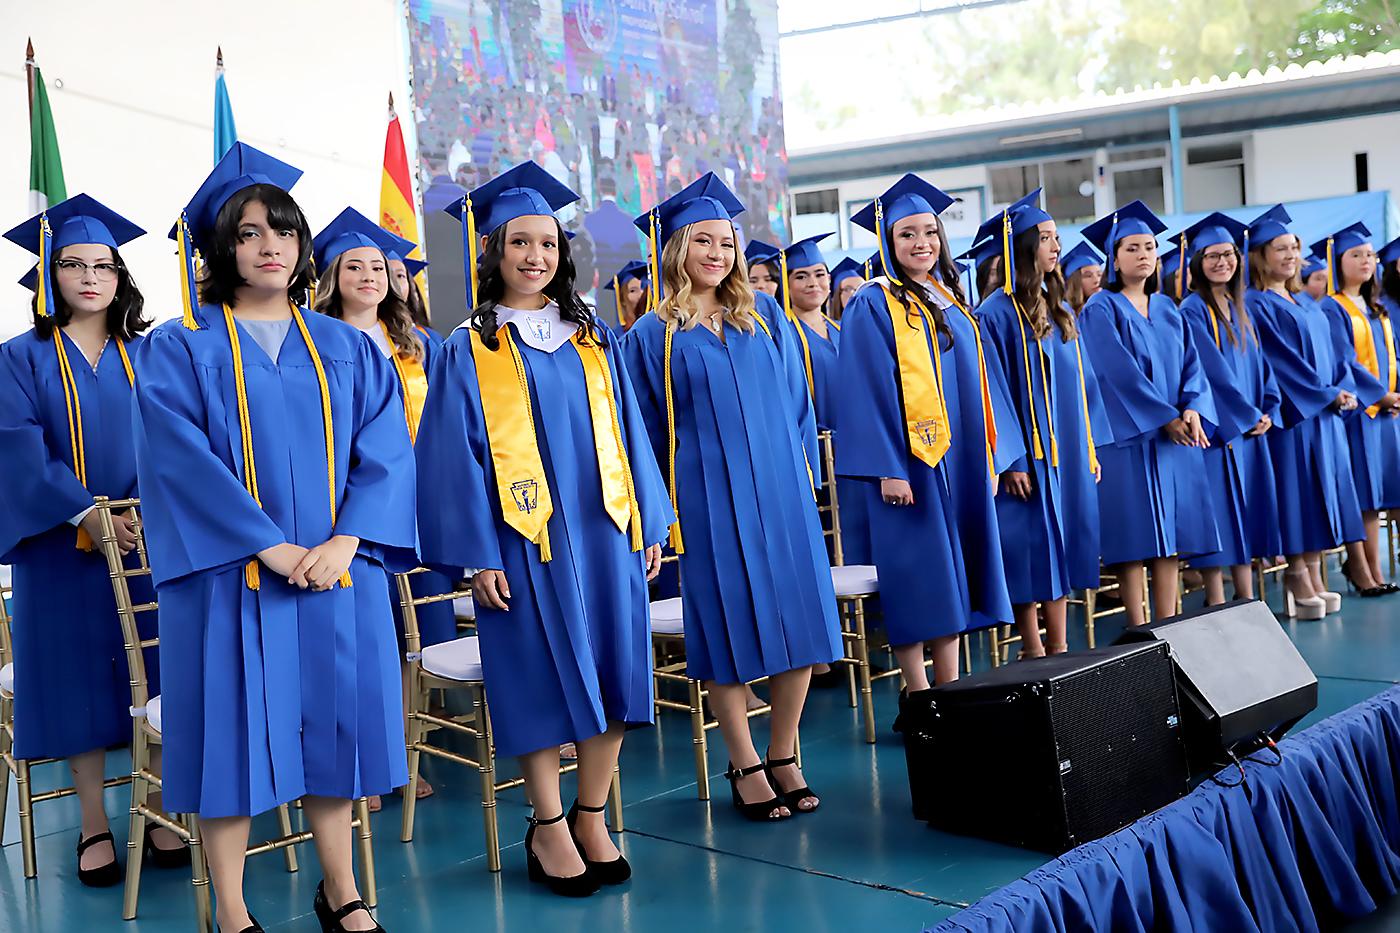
[400, 680, 425, 843]
[188, 813, 213, 933]
[688, 677, 709, 801]
[608, 767, 623, 833]
[475, 686, 501, 873]
[353, 797, 376, 907]
[841, 602, 857, 710]
[855, 602, 876, 745]
[276, 803, 299, 872]
[16, 756, 35, 879]
[123, 743, 149, 918]
[0, 721, 11, 846]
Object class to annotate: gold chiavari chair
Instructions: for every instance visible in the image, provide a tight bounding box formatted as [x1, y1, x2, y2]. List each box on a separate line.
[94, 496, 375, 931]
[395, 568, 621, 871]
[1254, 557, 1288, 604]
[0, 565, 132, 880]
[648, 557, 796, 800]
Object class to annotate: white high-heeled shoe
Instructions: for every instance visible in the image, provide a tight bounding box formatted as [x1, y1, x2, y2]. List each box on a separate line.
[1283, 577, 1327, 621]
[1318, 590, 1342, 613]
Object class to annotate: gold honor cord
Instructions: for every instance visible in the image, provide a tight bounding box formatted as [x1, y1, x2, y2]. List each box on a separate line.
[577, 339, 644, 551]
[662, 320, 685, 553]
[380, 320, 420, 444]
[1335, 292, 1397, 418]
[931, 280, 1000, 479]
[1011, 297, 1058, 467]
[224, 303, 353, 590]
[1074, 339, 1101, 474]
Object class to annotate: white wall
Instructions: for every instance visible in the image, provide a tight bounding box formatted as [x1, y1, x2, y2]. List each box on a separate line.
[0, 0, 417, 340]
[794, 163, 990, 251]
[1249, 113, 1400, 206]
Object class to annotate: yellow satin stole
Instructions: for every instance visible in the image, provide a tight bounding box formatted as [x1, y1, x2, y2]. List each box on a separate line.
[882, 285, 952, 470]
[1335, 293, 1397, 418]
[471, 325, 642, 562]
[380, 322, 429, 443]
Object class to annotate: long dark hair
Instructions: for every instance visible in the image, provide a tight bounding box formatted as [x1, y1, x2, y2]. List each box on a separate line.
[884, 213, 961, 349]
[1011, 225, 1074, 341]
[198, 184, 316, 308]
[1332, 248, 1383, 317]
[1382, 260, 1400, 310]
[975, 255, 1002, 303]
[313, 254, 423, 361]
[469, 217, 604, 350]
[402, 273, 431, 328]
[1188, 245, 1252, 347]
[31, 244, 149, 342]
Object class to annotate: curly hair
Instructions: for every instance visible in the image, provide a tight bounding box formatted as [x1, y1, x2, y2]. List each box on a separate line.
[1010, 225, 1074, 342]
[313, 252, 423, 361]
[656, 222, 757, 333]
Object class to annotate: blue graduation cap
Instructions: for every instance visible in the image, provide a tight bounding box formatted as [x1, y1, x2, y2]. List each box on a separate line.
[745, 239, 780, 266]
[1301, 253, 1328, 280]
[1246, 205, 1292, 249]
[972, 189, 1053, 298]
[603, 259, 650, 319]
[863, 250, 885, 280]
[1310, 221, 1373, 294]
[1080, 200, 1168, 284]
[830, 257, 863, 290]
[781, 233, 832, 271]
[312, 207, 417, 275]
[1379, 235, 1400, 267]
[445, 161, 581, 310]
[1060, 241, 1103, 278]
[1160, 246, 1185, 297]
[169, 142, 304, 329]
[3, 193, 147, 319]
[632, 172, 746, 308]
[385, 249, 430, 278]
[850, 174, 954, 287]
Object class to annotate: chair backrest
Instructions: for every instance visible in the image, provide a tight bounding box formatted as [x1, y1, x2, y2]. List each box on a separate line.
[394, 569, 465, 661]
[816, 429, 846, 567]
[0, 571, 13, 691]
[92, 497, 157, 717]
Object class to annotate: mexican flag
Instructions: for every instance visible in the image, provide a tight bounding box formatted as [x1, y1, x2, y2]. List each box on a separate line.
[27, 51, 67, 213]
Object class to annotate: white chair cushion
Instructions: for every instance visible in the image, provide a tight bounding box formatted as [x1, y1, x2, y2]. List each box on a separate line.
[452, 594, 476, 621]
[831, 564, 879, 597]
[0, 564, 11, 588]
[649, 597, 684, 635]
[421, 635, 483, 682]
[0, 662, 12, 697]
[146, 695, 162, 734]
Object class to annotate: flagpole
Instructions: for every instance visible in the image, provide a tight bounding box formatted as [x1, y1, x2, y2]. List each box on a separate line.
[25, 38, 36, 124]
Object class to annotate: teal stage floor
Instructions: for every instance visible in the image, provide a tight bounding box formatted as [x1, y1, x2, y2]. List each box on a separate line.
[4, 576, 1398, 932]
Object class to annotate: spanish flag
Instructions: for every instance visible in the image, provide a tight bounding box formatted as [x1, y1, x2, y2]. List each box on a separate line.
[379, 93, 426, 298]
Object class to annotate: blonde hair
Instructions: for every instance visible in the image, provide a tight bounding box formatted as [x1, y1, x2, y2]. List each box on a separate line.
[1248, 239, 1302, 295]
[314, 253, 424, 361]
[655, 222, 758, 333]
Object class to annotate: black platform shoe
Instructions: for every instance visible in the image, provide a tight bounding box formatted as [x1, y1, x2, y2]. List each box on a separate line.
[217, 917, 265, 933]
[525, 812, 599, 897]
[764, 751, 819, 814]
[809, 665, 847, 689]
[144, 824, 192, 869]
[723, 761, 790, 822]
[314, 880, 385, 932]
[75, 831, 121, 888]
[566, 801, 631, 885]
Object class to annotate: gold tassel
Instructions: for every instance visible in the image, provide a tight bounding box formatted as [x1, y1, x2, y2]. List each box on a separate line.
[245, 559, 261, 590]
[875, 198, 903, 288]
[177, 214, 201, 330]
[75, 526, 94, 552]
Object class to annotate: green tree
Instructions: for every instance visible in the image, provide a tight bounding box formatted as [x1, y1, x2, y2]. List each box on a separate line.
[1293, 0, 1400, 58]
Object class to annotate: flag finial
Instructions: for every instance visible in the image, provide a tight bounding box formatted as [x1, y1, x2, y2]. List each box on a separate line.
[216, 46, 223, 68]
[26, 37, 35, 63]
[388, 90, 394, 109]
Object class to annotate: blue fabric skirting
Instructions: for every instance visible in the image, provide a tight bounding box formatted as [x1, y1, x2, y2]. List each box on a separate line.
[931, 685, 1400, 932]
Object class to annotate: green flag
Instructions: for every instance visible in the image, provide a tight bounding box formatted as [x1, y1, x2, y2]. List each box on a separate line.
[28, 65, 66, 213]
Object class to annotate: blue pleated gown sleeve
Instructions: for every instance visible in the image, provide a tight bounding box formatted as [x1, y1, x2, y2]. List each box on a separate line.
[622, 311, 841, 683]
[1079, 291, 1220, 564]
[833, 283, 1013, 643]
[0, 331, 157, 760]
[415, 323, 671, 757]
[133, 311, 415, 818]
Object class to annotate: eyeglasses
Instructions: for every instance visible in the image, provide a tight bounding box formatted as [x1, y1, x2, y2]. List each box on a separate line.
[1200, 250, 1236, 265]
[55, 259, 120, 280]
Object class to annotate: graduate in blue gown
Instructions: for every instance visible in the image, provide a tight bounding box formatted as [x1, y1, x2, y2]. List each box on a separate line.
[1244, 205, 1363, 620]
[1300, 252, 1330, 303]
[827, 256, 865, 321]
[1159, 245, 1188, 303]
[602, 258, 649, 330]
[622, 173, 841, 823]
[0, 195, 188, 884]
[745, 238, 781, 299]
[1061, 241, 1104, 317]
[834, 173, 1022, 717]
[1078, 200, 1219, 627]
[1311, 222, 1400, 594]
[415, 163, 670, 894]
[975, 190, 1110, 658]
[1174, 213, 1284, 605]
[133, 144, 414, 933]
[387, 249, 442, 349]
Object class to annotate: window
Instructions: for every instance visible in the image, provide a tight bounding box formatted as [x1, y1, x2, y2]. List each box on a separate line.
[989, 158, 1094, 224]
[795, 188, 839, 215]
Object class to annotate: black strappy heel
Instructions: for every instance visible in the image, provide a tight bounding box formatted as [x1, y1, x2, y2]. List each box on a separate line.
[75, 831, 121, 887]
[566, 800, 631, 885]
[525, 812, 599, 897]
[723, 761, 790, 822]
[313, 880, 384, 932]
[764, 751, 820, 814]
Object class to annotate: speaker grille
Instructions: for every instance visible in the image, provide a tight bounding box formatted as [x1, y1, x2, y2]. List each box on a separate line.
[1050, 645, 1186, 845]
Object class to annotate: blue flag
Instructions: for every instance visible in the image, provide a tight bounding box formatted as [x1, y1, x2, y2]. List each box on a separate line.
[214, 62, 238, 164]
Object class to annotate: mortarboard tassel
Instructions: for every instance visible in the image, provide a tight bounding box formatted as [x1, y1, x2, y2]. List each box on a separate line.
[1326, 236, 1337, 297]
[1105, 213, 1120, 285]
[464, 194, 479, 310]
[176, 213, 202, 330]
[613, 275, 623, 322]
[1001, 212, 1014, 297]
[1177, 233, 1187, 298]
[647, 209, 662, 311]
[874, 198, 903, 288]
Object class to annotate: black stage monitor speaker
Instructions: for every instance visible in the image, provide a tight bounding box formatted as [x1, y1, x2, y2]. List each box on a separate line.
[904, 642, 1189, 854]
[1114, 598, 1318, 774]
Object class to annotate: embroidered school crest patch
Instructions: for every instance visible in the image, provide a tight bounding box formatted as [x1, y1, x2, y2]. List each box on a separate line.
[914, 419, 942, 447]
[510, 479, 541, 514]
[525, 316, 551, 343]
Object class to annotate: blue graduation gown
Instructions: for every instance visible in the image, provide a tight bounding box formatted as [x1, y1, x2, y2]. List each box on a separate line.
[622, 310, 842, 684]
[833, 281, 1019, 645]
[415, 323, 672, 759]
[1247, 289, 1365, 554]
[132, 309, 417, 818]
[1180, 294, 1284, 566]
[1080, 291, 1221, 565]
[979, 293, 1110, 603]
[0, 330, 157, 760]
[798, 316, 873, 565]
[1320, 295, 1400, 512]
